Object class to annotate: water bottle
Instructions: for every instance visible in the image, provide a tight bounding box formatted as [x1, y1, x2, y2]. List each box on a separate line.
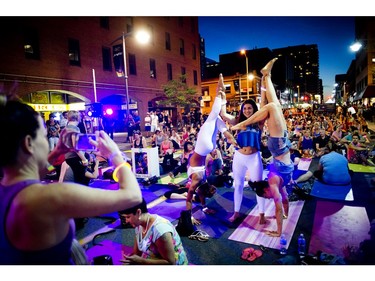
[298, 233, 306, 257]
[279, 234, 287, 255]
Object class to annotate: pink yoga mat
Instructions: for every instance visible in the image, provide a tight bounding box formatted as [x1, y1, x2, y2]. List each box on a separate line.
[309, 201, 371, 257]
[228, 200, 305, 250]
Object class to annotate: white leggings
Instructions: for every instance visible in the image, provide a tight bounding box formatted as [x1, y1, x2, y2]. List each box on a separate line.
[232, 150, 265, 213]
[195, 96, 227, 156]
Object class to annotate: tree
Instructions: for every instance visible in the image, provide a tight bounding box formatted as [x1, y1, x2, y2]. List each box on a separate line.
[160, 74, 198, 108]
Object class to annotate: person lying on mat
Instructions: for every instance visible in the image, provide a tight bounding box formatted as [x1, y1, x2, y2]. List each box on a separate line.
[186, 74, 238, 225]
[231, 58, 293, 236]
[118, 198, 188, 265]
[164, 179, 217, 214]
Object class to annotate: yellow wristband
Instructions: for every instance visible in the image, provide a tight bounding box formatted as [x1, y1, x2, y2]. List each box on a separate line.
[112, 162, 132, 182]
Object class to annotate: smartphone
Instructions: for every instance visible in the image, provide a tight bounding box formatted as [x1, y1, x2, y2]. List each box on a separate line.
[75, 133, 97, 151]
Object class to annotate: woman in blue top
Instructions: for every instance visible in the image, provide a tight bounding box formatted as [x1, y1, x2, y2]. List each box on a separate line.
[221, 97, 266, 224]
[232, 58, 293, 237]
[0, 95, 142, 264]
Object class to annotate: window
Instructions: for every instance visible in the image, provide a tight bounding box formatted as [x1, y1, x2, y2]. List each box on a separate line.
[181, 67, 186, 83]
[192, 43, 196, 60]
[165, 32, 171, 50]
[127, 17, 133, 33]
[102, 47, 112, 71]
[68, 39, 81, 66]
[179, 39, 185, 56]
[150, 58, 156, 79]
[167, 63, 172, 81]
[128, 53, 137, 75]
[24, 29, 40, 60]
[193, 70, 198, 85]
[100, 17, 109, 29]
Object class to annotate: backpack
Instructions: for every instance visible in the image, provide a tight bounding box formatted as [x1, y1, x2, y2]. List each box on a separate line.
[175, 210, 195, 236]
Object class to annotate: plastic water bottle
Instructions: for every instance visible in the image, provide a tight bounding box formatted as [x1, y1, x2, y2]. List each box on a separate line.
[298, 233, 306, 257]
[279, 234, 287, 255]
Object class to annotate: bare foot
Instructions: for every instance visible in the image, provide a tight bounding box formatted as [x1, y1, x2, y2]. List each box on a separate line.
[261, 57, 278, 76]
[259, 213, 267, 225]
[229, 212, 240, 223]
[216, 73, 225, 96]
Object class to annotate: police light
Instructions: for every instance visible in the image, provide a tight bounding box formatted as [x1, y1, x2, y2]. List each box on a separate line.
[105, 108, 114, 116]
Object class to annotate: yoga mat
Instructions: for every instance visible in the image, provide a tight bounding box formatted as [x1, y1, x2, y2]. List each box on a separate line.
[309, 201, 371, 257]
[141, 183, 178, 203]
[310, 180, 353, 201]
[148, 200, 187, 222]
[348, 163, 375, 173]
[192, 188, 258, 238]
[85, 240, 133, 265]
[158, 173, 188, 185]
[89, 179, 119, 190]
[297, 158, 312, 171]
[228, 200, 305, 250]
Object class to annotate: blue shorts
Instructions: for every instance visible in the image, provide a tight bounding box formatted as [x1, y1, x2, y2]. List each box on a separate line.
[268, 158, 294, 186]
[268, 130, 292, 157]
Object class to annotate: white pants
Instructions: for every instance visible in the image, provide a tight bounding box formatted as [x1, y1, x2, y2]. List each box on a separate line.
[232, 150, 265, 213]
[195, 96, 227, 156]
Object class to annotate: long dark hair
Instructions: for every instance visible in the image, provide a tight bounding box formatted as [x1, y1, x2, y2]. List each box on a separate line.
[238, 99, 258, 123]
[248, 180, 268, 197]
[0, 96, 40, 167]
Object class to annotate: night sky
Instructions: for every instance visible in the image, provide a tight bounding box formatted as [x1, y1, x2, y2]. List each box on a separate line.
[199, 16, 356, 98]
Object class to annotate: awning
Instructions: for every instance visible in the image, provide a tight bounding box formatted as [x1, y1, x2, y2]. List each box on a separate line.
[363, 85, 375, 99]
[353, 90, 364, 101]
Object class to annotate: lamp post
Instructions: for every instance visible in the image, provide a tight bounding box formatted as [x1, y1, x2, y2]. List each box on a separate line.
[112, 30, 150, 123]
[241, 49, 249, 100]
[297, 85, 300, 103]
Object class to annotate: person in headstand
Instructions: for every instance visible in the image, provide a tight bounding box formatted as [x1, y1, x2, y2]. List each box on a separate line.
[231, 58, 293, 237]
[186, 74, 238, 225]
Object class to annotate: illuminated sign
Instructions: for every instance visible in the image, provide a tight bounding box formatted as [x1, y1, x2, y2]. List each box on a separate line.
[29, 103, 85, 111]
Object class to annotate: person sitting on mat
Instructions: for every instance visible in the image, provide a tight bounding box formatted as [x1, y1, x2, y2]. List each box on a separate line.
[293, 141, 352, 186]
[118, 198, 188, 265]
[186, 74, 238, 225]
[231, 58, 292, 237]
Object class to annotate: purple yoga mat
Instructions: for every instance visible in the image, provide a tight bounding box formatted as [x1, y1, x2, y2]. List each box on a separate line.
[309, 201, 370, 257]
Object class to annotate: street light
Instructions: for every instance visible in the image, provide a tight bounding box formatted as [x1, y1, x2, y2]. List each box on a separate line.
[111, 30, 150, 123]
[241, 49, 249, 100]
[297, 85, 300, 103]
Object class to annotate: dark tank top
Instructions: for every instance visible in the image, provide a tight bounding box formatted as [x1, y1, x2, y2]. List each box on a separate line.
[0, 180, 73, 264]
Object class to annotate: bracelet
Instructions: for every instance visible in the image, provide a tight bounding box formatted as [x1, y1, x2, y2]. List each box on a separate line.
[112, 162, 132, 182]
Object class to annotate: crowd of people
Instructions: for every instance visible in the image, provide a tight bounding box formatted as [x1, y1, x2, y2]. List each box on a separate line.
[1, 56, 374, 265]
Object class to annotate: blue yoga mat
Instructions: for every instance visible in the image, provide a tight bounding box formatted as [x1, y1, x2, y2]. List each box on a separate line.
[148, 200, 186, 222]
[310, 180, 353, 201]
[142, 184, 178, 203]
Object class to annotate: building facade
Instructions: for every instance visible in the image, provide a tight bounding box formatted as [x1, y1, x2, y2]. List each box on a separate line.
[0, 16, 201, 130]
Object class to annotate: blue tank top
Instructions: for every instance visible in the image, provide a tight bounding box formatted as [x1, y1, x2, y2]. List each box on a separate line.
[0, 180, 74, 264]
[236, 125, 261, 150]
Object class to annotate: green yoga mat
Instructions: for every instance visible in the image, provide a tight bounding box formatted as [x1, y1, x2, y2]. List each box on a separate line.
[158, 173, 188, 185]
[348, 163, 375, 173]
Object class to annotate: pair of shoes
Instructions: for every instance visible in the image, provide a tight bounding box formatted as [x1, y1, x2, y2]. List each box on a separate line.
[241, 247, 263, 262]
[188, 230, 210, 242]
